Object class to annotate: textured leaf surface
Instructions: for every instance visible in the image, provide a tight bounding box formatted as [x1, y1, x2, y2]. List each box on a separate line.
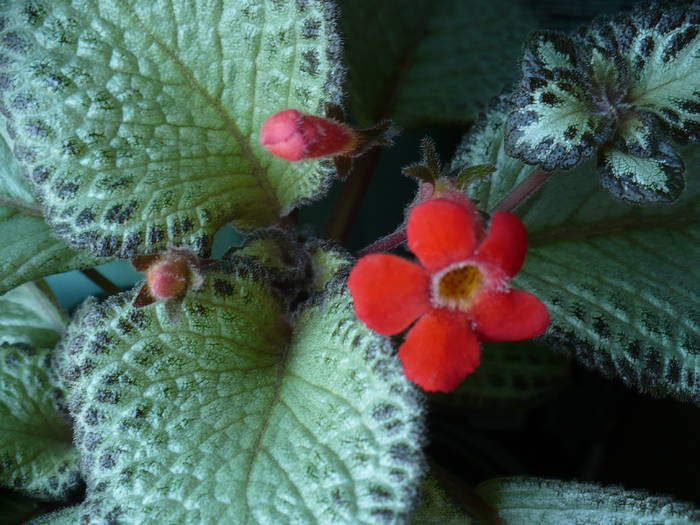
[0, 345, 79, 500]
[505, 32, 613, 170]
[58, 269, 424, 523]
[622, 5, 700, 143]
[410, 476, 473, 525]
[0, 135, 102, 294]
[598, 142, 685, 203]
[0, 282, 65, 348]
[477, 477, 700, 524]
[27, 505, 82, 525]
[435, 341, 570, 410]
[453, 104, 700, 403]
[0, 0, 342, 258]
[342, 0, 534, 127]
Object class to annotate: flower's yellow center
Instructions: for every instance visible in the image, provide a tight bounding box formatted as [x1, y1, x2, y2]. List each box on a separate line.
[434, 263, 483, 309]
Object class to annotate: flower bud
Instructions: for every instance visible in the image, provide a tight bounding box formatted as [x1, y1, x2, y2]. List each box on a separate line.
[260, 109, 356, 161]
[146, 256, 190, 299]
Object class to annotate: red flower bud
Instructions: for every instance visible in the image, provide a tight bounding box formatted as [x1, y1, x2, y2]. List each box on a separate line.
[260, 109, 356, 161]
[146, 256, 190, 300]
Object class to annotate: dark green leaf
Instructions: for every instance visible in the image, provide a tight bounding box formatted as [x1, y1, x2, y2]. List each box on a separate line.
[342, 0, 535, 127]
[477, 477, 700, 523]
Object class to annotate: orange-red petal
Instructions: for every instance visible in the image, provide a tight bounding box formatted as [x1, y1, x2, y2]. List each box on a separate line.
[476, 212, 528, 278]
[470, 289, 549, 342]
[398, 312, 481, 392]
[348, 254, 429, 336]
[407, 199, 480, 272]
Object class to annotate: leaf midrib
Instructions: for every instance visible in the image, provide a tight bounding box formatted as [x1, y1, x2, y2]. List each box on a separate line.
[123, 2, 280, 216]
[529, 212, 699, 246]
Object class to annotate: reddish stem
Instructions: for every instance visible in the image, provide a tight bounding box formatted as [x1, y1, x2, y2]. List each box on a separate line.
[492, 167, 553, 213]
[358, 227, 407, 257]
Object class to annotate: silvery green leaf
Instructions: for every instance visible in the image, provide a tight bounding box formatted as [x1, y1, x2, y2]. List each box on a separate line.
[0, 0, 343, 258]
[0, 344, 80, 500]
[0, 282, 65, 348]
[598, 142, 685, 203]
[0, 134, 103, 294]
[477, 477, 700, 524]
[505, 31, 614, 170]
[621, 5, 700, 143]
[58, 268, 424, 523]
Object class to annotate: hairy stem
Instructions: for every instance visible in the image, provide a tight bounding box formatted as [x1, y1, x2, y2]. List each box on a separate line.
[358, 227, 407, 257]
[0, 195, 43, 217]
[492, 167, 553, 213]
[81, 268, 121, 295]
[324, 149, 381, 241]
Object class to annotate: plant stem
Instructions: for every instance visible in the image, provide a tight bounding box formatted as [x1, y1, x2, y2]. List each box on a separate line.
[358, 227, 407, 257]
[81, 268, 121, 295]
[492, 167, 553, 213]
[324, 149, 381, 242]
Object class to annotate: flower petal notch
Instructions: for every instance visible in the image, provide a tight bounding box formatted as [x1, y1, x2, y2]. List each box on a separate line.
[349, 198, 550, 392]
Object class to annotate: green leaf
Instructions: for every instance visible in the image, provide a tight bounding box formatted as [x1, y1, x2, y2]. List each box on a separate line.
[0, 344, 80, 500]
[58, 268, 424, 523]
[0, 0, 343, 258]
[476, 477, 700, 524]
[454, 164, 496, 192]
[342, 0, 535, 127]
[410, 476, 474, 525]
[452, 103, 700, 403]
[622, 5, 700, 143]
[27, 505, 82, 525]
[598, 142, 685, 203]
[0, 134, 103, 294]
[434, 341, 570, 410]
[0, 491, 41, 524]
[0, 283, 65, 348]
[505, 31, 615, 171]
[451, 95, 532, 211]
[305, 240, 351, 294]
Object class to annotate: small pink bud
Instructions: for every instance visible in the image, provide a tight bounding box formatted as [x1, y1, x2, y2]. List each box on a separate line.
[260, 109, 356, 161]
[146, 256, 190, 299]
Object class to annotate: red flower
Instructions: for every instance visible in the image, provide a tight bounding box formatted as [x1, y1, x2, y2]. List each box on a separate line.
[348, 198, 549, 392]
[260, 109, 356, 161]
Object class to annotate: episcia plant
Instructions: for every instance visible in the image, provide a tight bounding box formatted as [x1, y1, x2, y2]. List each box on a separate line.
[0, 0, 700, 524]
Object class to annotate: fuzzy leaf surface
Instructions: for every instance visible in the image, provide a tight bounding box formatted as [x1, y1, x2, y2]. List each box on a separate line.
[598, 142, 685, 203]
[342, 0, 534, 127]
[505, 32, 613, 170]
[0, 0, 342, 258]
[410, 475, 476, 525]
[27, 505, 82, 525]
[477, 477, 700, 524]
[453, 103, 700, 403]
[58, 270, 424, 524]
[0, 282, 65, 348]
[622, 5, 700, 143]
[0, 135, 102, 294]
[0, 345, 79, 500]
